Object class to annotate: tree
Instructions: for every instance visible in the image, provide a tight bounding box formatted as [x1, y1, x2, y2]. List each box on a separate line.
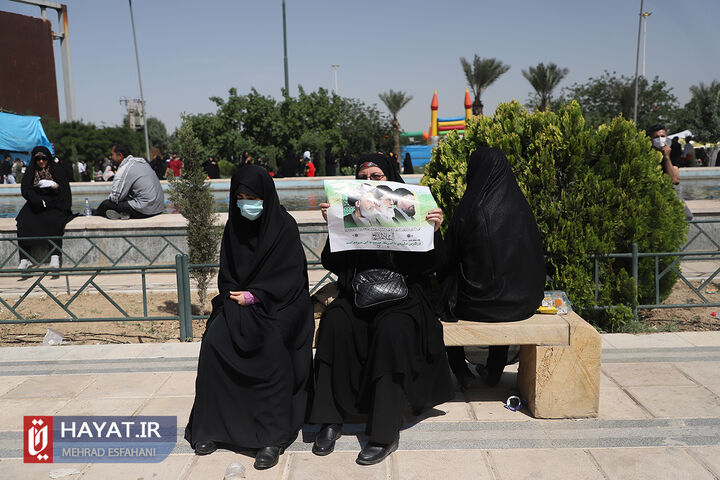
[182, 87, 393, 176]
[423, 101, 687, 332]
[522, 62, 569, 112]
[674, 81, 720, 142]
[459, 55, 510, 115]
[378, 90, 413, 159]
[561, 71, 678, 132]
[167, 118, 221, 309]
[146, 117, 169, 154]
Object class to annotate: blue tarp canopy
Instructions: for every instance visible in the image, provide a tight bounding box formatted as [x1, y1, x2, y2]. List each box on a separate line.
[0, 112, 53, 155]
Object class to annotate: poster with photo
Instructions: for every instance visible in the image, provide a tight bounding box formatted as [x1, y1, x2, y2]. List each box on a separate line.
[324, 179, 438, 252]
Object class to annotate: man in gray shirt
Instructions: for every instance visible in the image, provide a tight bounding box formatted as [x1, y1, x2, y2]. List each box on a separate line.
[94, 143, 165, 219]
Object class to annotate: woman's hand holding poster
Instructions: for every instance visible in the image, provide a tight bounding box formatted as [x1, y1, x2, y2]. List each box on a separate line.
[324, 180, 438, 253]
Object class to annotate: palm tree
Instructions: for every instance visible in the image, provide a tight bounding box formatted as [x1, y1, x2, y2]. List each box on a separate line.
[459, 56, 510, 116]
[378, 90, 413, 159]
[522, 62, 569, 111]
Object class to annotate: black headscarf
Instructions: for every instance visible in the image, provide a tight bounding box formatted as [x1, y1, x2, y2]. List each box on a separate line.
[354, 153, 403, 183]
[217, 165, 308, 312]
[21, 146, 71, 213]
[444, 147, 545, 321]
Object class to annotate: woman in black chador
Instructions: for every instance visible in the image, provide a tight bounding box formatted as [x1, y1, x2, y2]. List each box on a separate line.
[442, 147, 545, 387]
[185, 165, 313, 470]
[16, 146, 72, 271]
[311, 154, 453, 466]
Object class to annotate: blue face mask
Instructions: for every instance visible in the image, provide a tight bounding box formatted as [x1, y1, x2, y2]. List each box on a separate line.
[236, 199, 263, 221]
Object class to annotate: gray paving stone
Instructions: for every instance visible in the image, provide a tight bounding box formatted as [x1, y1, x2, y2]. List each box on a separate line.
[0, 459, 87, 479]
[136, 396, 194, 425]
[601, 333, 696, 349]
[54, 396, 146, 417]
[0, 345, 71, 362]
[674, 361, 720, 385]
[56, 343, 151, 361]
[394, 449, 492, 479]
[287, 451, 388, 479]
[598, 384, 651, 420]
[135, 342, 200, 359]
[490, 448, 605, 480]
[0, 375, 28, 396]
[80, 454, 191, 479]
[74, 372, 170, 399]
[185, 451, 288, 480]
[2, 374, 96, 399]
[602, 363, 697, 387]
[154, 371, 196, 397]
[687, 445, 720, 477]
[675, 331, 720, 347]
[0, 398, 68, 431]
[625, 385, 720, 418]
[590, 447, 716, 480]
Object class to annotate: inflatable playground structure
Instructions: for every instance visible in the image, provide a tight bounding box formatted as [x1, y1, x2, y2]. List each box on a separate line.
[401, 89, 473, 166]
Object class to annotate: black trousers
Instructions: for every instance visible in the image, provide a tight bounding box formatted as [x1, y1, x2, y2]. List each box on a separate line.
[94, 199, 154, 219]
[311, 363, 404, 444]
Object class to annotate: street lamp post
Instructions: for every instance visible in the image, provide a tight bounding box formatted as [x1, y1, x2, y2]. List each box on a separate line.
[641, 12, 652, 77]
[633, 0, 644, 124]
[282, 0, 289, 96]
[331, 64, 339, 95]
[128, 0, 150, 163]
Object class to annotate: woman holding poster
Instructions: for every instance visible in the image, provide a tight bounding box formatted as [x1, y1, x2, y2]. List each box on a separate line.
[310, 154, 453, 466]
[185, 166, 314, 470]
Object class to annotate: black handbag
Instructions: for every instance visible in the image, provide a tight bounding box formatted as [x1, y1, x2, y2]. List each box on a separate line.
[351, 268, 408, 310]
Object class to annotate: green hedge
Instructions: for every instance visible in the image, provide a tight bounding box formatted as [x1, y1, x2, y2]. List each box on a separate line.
[423, 101, 688, 331]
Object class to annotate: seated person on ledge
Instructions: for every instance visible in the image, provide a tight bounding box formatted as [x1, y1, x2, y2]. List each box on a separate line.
[440, 147, 545, 389]
[94, 143, 165, 219]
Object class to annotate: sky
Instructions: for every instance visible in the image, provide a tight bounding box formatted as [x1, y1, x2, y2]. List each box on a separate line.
[4, 0, 720, 137]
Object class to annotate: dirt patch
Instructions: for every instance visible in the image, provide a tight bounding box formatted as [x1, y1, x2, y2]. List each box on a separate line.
[640, 280, 720, 331]
[1, 280, 719, 346]
[0, 292, 211, 346]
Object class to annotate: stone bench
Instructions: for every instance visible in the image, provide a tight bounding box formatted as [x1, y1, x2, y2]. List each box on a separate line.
[312, 303, 601, 419]
[445, 312, 601, 419]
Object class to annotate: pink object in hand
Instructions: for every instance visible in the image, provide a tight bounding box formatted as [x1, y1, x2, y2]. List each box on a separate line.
[243, 291, 258, 305]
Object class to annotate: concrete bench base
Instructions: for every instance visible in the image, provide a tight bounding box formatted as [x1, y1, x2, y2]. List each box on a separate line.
[445, 312, 601, 419]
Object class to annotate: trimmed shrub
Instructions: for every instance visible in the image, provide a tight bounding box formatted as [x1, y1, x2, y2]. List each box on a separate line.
[168, 119, 222, 309]
[423, 101, 687, 331]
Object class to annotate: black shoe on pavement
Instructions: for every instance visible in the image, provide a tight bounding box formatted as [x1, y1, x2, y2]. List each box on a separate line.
[194, 441, 216, 455]
[356, 436, 399, 465]
[312, 423, 342, 456]
[254, 446, 284, 470]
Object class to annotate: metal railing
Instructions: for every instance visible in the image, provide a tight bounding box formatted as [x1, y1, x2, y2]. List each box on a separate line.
[0, 220, 716, 339]
[0, 229, 335, 342]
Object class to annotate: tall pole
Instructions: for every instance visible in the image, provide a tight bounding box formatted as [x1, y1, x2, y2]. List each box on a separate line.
[641, 12, 652, 77]
[282, 0, 289, 96]
[633, 0, 644, 124]
[331, 64, 339, 95]
[128, 0, 150, 162]
[57, 5, 76, 121]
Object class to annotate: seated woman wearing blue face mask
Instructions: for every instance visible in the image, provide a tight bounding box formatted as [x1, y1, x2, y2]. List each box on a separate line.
[185, 166, 314, 470]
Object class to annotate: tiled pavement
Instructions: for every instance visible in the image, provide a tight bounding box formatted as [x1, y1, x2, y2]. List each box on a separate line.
[2, 332, 720, 479]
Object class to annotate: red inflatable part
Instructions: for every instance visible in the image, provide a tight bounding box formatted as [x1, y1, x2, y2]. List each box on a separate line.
[438, 125, 465, 131]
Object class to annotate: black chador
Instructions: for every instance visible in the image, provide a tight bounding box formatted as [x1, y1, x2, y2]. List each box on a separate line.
[185, 166, 314, 452]
[309, 154, 453, 447]
[16, 146, 72, 263]
[442, 147, 545, 383]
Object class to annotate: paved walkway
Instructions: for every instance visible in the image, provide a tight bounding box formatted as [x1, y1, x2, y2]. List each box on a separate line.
[2, 332, 720, 479]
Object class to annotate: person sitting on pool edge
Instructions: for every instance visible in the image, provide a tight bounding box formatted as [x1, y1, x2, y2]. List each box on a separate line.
[94, 143, 165, 219]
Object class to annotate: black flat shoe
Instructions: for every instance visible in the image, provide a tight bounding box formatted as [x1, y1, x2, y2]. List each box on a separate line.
[254, 446, 284, 470]
[356, 436, 399, 465]
[194, 441, 216, 455]
[312, 423, 342, 456]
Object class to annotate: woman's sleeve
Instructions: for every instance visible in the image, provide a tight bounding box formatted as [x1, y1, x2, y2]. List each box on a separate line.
[395, 230, 446, 276]
[20, 172, 44, 209]
[320, 238, 347, 275]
